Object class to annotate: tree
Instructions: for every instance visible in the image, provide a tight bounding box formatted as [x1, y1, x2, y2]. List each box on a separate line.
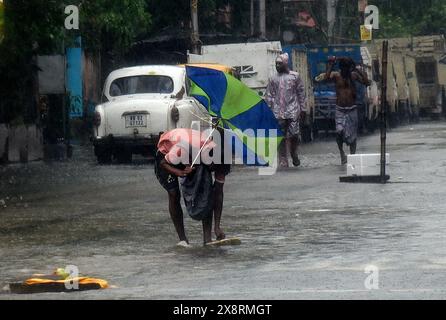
[416, 2, 446, 36]
[369, 0, 446, 38]
[146, 0, 190, 35]
[0, 0, 65, 124]
[146, 0, 252, 39]
[0, 0, 151, 123]
[77, 0, 151, 80]
[0, 1, 4, 43]
[79, 0, 151, 55]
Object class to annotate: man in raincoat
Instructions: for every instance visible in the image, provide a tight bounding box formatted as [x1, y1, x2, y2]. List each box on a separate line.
[265, 53, 307, 168]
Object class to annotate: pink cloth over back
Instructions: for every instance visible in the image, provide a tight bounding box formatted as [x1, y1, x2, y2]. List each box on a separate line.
[157, 129, 216, 164]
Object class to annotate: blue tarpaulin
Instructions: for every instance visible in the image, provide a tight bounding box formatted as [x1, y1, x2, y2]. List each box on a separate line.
[66, 37, 83, 118]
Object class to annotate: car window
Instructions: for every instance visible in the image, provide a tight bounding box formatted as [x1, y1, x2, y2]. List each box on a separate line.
[110, 75, 174, 96]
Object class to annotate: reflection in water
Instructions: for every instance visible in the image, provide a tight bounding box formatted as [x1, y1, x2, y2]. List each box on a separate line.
[1, 123, 446, 298]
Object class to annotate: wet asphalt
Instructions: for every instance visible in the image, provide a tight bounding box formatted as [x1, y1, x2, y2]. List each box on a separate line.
[0, 121, 446, 300]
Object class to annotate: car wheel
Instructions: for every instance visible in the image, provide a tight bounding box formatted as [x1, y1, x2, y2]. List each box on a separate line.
[97, 151, 112, 165]
[116, 149, 132, 164]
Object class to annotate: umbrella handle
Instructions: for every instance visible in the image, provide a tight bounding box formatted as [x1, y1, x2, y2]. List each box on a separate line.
[191, 127, 217, 167]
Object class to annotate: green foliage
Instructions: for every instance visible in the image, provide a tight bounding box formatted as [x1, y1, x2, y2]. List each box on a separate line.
[416, 2, 446, 35]
[0, 0, 151, 60]
[378, 14, 413, 38]
[328, 0, 446, 42]
[79, 0, 151, 55]
[0, 2, 4, 42]
[1, 0, 65, 56]
[370, 0, 446, 38]
[0, 1, 64, 123]
[146, 0, 190, 34]
[0, 0, 151, 123]
[226, 0, 251, 35]
[146, 0, 251, 37]
[198, 0, 218, 33]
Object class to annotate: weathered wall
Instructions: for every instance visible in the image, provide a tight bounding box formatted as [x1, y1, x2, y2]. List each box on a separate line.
[83, 52, 101, 108]
[0, 124, 44, 164]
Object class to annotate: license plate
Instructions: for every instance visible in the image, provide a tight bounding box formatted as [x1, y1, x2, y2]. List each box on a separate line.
[125, 115, 147, 128]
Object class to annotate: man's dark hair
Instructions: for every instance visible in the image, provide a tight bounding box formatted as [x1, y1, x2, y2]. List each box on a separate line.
[338, 57, 356, 80]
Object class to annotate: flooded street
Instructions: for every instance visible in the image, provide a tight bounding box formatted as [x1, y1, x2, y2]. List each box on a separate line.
[1, 122, 446, 299]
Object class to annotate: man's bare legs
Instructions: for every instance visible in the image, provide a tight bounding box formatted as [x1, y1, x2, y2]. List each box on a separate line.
[202, 211, 213, 244]
[168, 189, 215, 245]
[168, 190, 188, 243]
[213, 180, 226, 240]
[349, 140, 357, 155]
[337, 133, 357, 164]
[337, 133, 348, 165]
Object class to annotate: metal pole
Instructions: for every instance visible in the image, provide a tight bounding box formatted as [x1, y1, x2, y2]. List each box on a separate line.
[259, 0, 266, 39]
[250, 0, 254, 36]
[327, 0, 338, 44]
[359, 0, 366, 44]
[380, 40, 388, 183]
[191, 127, 216, 167]
[191, 0, 200, 54]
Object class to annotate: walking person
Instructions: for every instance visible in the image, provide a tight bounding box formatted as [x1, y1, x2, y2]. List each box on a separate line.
[316, 57, 371, 164]
[265, 53, 307, 168]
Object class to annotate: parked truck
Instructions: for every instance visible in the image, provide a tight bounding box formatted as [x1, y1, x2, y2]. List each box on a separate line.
[366, 42, 400, 127]
[187, 41, 282, 97]
[403, 53, 421, 121]
[360, 46, 380, 132]
[391, 50, 412, 123]
[374, 35, 446, 119]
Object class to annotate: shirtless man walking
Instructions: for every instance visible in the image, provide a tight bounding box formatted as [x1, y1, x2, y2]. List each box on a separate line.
[316, 57, 370, 164]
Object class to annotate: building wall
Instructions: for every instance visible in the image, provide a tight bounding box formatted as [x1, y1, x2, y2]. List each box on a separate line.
[83, 52, 102, 112]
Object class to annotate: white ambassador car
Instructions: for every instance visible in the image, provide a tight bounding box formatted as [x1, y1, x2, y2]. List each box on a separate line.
[93, 65, 211, 164]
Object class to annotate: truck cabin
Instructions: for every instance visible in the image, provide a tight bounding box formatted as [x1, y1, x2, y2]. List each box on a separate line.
[415, 57, 439, 115]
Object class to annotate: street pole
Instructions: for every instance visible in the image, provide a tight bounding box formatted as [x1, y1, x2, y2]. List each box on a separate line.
[0, 0, 5, 43]
[191, 0, 200, 54]
[259, 0, 266, 39]
[327, 0, 338, 44]
[359, 0, 366, 45]
[380, 40, 389, 183]
[250, 0, 254, 36]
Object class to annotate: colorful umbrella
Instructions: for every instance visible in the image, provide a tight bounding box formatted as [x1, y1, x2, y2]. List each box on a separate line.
[186, 66, 283, 166]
